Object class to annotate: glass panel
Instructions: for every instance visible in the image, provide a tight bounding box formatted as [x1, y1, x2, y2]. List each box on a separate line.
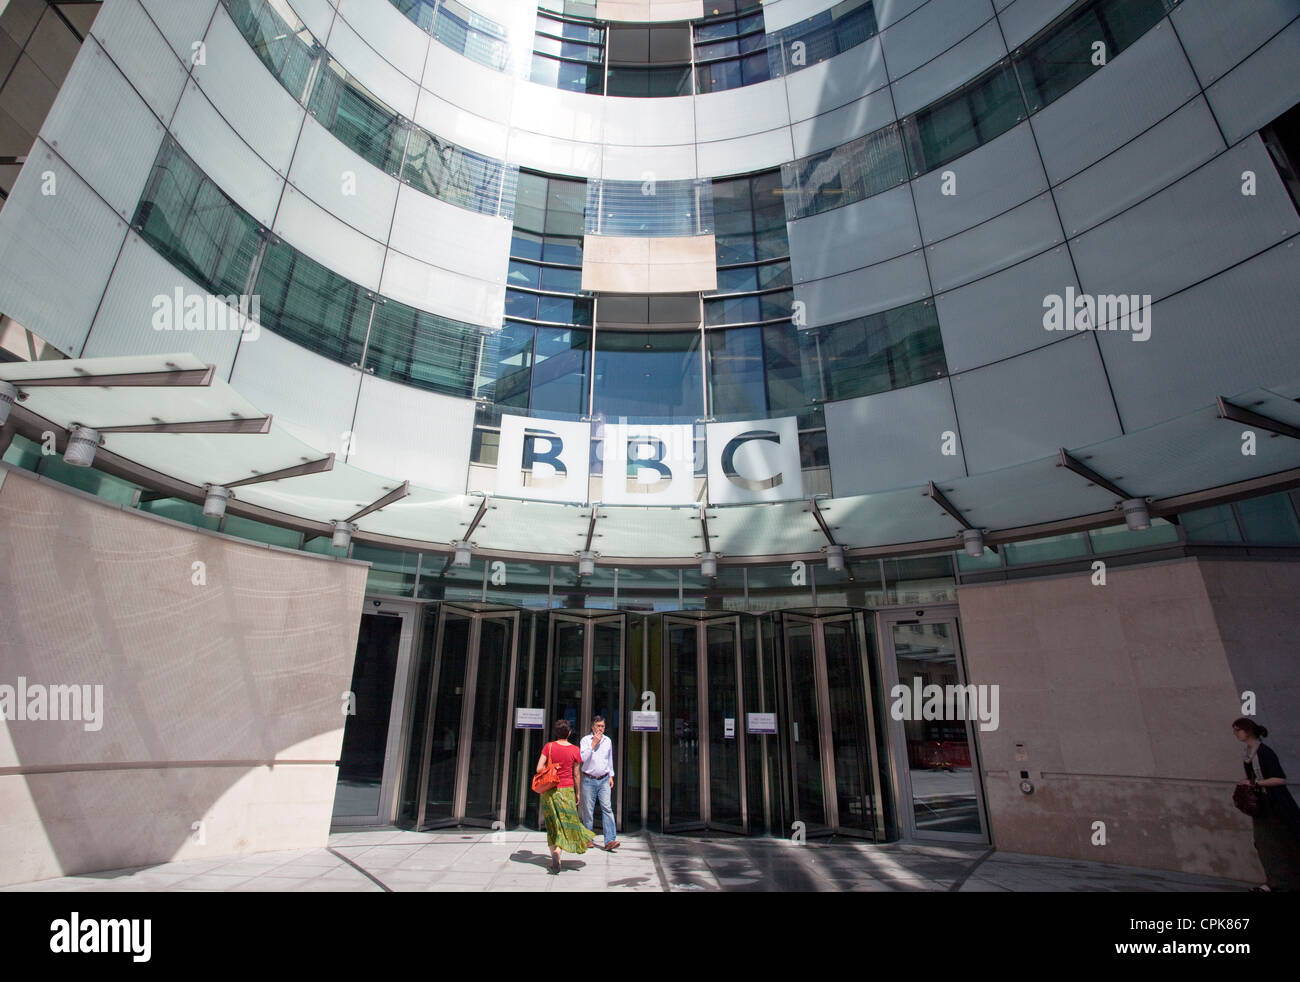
[1002, 531, 1090, 565]
[590, 620, 622, 841]
[706, 623, 743, 827]
[225, 0, 316, 100]
[332, 613, 402, 818]
[550, 620, 585, 735]
[781, 124, 908, 219]
[402, 127, 504, 216]
[903, 61, 1024, 175]
[1179, 504, 1242, 543]
[891, 621, 981, 834]
[785, 619, 827, 829]
[532, 327, 590, 419]
[667, 623, 702, 825]
[817, 301, 948, 401]
[463, 617, 513, 821]
[1235, 492, 1300, 544]
[353, 545, 417, 596]
[593, 330, 703, 423]
[423, 613, 469, 824]
[884, 554, 957, 605]
[605, 65, 693, 97]
[255, 241, 370, 365]
[823, 619, 877, 833]
[365, 299, 480, 398]
[1088, 517, 1180, 553]
[134, 140, 262, 298]
[307, 62, 406, 174]
[399, 605, 437, 824]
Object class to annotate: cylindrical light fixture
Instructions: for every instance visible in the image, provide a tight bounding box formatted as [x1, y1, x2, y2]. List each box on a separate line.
[63, 425, 100, 468]
[0, 379, 16, 425]
[203, 485, 232, 518]
[453, 541, 472, 567]
[331, 520, 355, 550]
[700, 552, 718, 577]
[1121, 498, 1150, 531]
[962, 529, 985, 558]
[578, 550, 596, 576]
[825, 544, 845, 572]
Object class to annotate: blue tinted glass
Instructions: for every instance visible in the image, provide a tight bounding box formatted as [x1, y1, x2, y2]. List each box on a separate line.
[708, 327, 767, 419]
[540, 265, 583, 293]
[505, 290, 539, 319]
[532, 328, 590, 418]
[593, 331, 703, 423]
[507, 260, 541, 289]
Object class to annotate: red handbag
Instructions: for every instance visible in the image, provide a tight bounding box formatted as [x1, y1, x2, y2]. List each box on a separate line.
[532, 741, 559, 794]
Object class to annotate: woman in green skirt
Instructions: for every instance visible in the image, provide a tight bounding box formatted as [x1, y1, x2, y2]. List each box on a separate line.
[535, 719, 598, 874]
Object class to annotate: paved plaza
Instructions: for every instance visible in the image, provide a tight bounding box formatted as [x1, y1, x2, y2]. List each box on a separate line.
[1, 829, 1255, 893]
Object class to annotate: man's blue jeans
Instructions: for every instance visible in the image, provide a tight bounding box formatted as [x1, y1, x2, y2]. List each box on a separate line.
[580, 775, 616, 846]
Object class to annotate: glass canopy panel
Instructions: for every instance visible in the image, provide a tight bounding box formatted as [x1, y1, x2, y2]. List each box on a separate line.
[820, 486, 966, 551]
[104, 427, 335, 489]
[225, 461, 408, 525]
[350, 486, 483, 543]
[1074, 395, 1300, 502]
[587, 505, 705, 560]
[937, 454, 1121, 532]
[4, 355, 259, 431]
[468, 496, 592, 556]
[705, 499, 826, 558]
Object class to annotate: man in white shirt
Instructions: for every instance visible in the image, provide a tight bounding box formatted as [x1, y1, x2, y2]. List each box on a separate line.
[579, 716, 620, 851]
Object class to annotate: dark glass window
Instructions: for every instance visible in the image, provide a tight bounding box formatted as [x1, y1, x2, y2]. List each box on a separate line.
[768, 0, 878, 78]
[902, 61, 1025, 175]
[134, 140, 262, 298]
[254, 241, 370, 365]
[593, 331, 703, 423]
[780, 124, 908, 219]
[1013, 0, 1171, 112]
[605, 65, 693, 97]
[402, 128, 505, 216]
[532, 327, 591, 418]
[308, 62, 407, 174]
[815, 301, 948, 400]
[225, 0, 316, 99]
[365, 299, 480, 397]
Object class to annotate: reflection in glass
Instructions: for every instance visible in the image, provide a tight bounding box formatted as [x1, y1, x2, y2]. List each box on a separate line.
[785, 621, 827, 829]
[463, 618, 513, 822]
[891, 622, 981, 834]
[424, 614, 469, 824]
[594, 331, 703, 423]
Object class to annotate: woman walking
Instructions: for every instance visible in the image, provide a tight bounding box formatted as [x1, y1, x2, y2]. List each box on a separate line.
[1233, 718, 1300, 891]
[536, 719, 598, 874]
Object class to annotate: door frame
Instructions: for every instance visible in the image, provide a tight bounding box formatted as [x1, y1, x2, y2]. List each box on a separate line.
[332, 597, 420, 828]
[876, 604, 990, 844]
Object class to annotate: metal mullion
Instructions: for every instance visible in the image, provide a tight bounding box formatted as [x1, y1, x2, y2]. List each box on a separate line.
[517, 614, 537, 826]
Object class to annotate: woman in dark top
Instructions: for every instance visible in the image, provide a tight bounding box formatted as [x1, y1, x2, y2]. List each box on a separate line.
[535, 719, 598, 874]
[1233, 718, 1300, 891]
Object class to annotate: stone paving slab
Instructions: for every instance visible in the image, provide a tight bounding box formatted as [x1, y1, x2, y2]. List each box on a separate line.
[0, 829, 1256, 892]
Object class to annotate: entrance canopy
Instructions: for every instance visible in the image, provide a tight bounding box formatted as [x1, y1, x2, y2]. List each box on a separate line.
[4, 353, 1300, 564]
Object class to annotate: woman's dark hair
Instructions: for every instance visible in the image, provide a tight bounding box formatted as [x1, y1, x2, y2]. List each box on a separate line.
[554, 719, 571, 739]
[1233, 717, 1269, 739]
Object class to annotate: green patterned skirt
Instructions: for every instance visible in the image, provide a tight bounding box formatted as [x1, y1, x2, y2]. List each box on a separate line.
[540, 786, 597, 854]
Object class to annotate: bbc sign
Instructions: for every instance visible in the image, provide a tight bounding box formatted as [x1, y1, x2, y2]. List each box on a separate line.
[495, 415, 804, 506]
